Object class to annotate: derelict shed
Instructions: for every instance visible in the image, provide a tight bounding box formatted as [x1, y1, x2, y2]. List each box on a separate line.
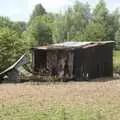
[31, 41, 114, 81]
[0, 54, 27, 83]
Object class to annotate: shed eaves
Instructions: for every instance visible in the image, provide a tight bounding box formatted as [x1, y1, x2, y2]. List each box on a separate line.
[32, 41, 114, 50]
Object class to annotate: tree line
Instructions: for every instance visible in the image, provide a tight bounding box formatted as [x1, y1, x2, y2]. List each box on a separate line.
[0, 0, 120, 72]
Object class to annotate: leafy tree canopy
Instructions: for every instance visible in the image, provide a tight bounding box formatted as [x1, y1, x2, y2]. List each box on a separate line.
[30, 4, 47, 21]
[0, 28, 25, 71]
[25, 16, 53, 46]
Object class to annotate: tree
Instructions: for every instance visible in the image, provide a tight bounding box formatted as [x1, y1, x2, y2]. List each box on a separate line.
[89, 0, 114, 41]
[30, 4, 46, 20]
[12, 21, 26, 35]
[0, 16, 26, 37]
[0, 28, 25, 72]
[27, 4, 53, 46]
[64, 1, 91, 41]
[85, 22, 106, 41]
[51, 14, 66, 43]
[25, 16, 53, 46]
[0, 16, 13, 28]
[115, 28, 120, 49]
[93, 0, 108, 22]
[52, 1, 91, 42]
[92, 0, 120, 42]
[107, 9, 120, 41]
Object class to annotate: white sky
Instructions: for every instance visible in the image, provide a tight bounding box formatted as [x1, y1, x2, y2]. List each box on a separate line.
[0, 0, 119, 21]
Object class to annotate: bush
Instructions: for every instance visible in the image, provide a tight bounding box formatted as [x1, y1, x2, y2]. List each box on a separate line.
[113, 50, 120, 73]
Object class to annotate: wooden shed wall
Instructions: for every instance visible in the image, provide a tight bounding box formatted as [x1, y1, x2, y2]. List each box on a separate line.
[46, 50, 74, 78]
[33, 50, 74, 79]
[73, 43, 113, 80]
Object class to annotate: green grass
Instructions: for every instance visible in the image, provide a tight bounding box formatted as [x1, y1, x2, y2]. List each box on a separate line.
[1, 102, 120, 120]
[113, 50, 120, 73]
[0, 103, 108, 120]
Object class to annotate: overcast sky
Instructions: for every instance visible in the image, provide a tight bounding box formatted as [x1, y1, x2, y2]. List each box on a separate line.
[0, 0, 119, 21]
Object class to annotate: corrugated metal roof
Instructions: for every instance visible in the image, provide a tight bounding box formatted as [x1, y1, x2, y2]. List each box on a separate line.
[53, 41, 92, 47]
[32, 41, 114, 50]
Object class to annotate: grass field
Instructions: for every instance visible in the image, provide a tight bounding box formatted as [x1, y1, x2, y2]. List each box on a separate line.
[1, 80, 120, 120]
[0, 50, 119, 120]
[113, 50, 120, 73]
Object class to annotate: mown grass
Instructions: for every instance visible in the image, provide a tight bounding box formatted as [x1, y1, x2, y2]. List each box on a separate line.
[1, 102, 120, 120]
[0, 103, 109, 120]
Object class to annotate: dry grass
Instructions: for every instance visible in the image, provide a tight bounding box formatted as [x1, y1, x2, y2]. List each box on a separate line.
[1, 79, 120, 119]
[0, 79, 120, 106]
